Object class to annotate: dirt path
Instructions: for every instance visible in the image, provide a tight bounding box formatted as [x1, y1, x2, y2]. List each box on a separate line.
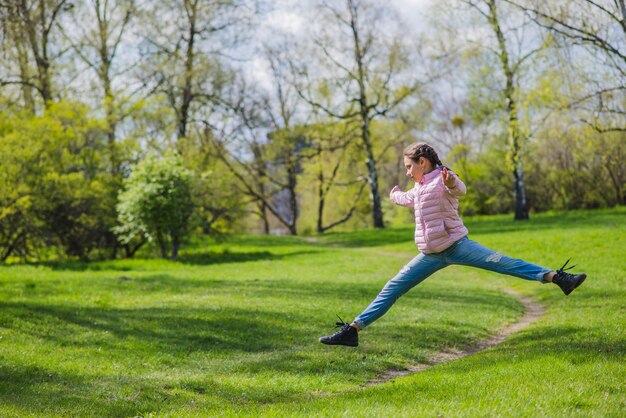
[365, 289, 545, 386]
[299, 239, 547, 387]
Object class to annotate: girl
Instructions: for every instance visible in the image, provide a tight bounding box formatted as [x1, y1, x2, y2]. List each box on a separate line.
[320, 143, 586, 347]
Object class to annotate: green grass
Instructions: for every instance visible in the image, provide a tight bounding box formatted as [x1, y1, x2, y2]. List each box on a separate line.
[0, 207, 624, 417]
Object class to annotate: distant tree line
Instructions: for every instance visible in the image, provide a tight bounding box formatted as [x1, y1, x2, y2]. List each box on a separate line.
[0, 0, 623, 261]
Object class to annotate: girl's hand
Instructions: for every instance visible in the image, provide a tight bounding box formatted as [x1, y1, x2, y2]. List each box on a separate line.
[391, 185, 401, 193]
[442, 167, 456, 189]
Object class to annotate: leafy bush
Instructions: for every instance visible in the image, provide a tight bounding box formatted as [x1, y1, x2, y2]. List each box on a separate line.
[0, 102, 121, 260]
[115, 153, 193, 260]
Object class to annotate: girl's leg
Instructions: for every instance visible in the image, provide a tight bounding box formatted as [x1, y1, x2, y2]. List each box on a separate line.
[446, 238, 551, 282]
[353, 253, 447, 330]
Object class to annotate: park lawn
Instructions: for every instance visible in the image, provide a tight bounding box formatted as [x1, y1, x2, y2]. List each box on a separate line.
[250, 208, 626, 417]
[0, 207, 624, 417]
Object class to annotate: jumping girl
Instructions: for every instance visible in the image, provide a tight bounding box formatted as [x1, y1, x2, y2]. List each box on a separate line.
[320, 143, 587, 347]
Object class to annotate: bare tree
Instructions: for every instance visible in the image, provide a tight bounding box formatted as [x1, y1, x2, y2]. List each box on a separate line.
[139, 0, 253, 143]
[0, 0, 70, 108]
[310, 123, 368, 233]
[1, 3, 35, 109]
[214, 47, 311, 236]
[504, 0, 626, 133]
[460, 0, 549, 220]
[292, 0, 419, 228]
[59, 0, 136, 174]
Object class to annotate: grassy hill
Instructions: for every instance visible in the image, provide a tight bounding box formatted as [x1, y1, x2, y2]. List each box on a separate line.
[0, 207, 624, 417]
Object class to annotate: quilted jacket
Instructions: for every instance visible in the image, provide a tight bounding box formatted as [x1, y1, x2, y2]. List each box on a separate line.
[390, 167, 468, 253]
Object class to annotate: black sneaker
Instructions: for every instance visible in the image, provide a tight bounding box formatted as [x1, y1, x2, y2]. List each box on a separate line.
[319, 316, 358, 347]
[552, 258, 587, 296]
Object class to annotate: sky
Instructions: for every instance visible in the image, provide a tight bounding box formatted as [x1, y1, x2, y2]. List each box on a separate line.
[389, 0, 435, 25]
[261, 0, 434, 37]
[246, 0, 435, 89]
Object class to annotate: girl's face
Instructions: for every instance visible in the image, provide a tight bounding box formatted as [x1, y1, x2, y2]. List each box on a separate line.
[404, 156, 424, 182]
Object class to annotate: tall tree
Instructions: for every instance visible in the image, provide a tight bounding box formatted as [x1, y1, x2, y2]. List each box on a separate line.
[0, 0, 70, 107]
[139, 0, 252, 143]
[59, 0, 136, 173]
[293, 0, 418, 228]
[309, 122, 367, 233]
[505, 0, 626, 133]
[461, 0, 548, 220]
[215, 51, 311, 236]
[1, 3, 35, 110]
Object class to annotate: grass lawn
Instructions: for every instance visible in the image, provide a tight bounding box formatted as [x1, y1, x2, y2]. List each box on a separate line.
[0, 207, 624, 417]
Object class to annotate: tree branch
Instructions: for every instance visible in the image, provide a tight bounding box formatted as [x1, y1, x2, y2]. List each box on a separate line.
[319, 180, 367, 232]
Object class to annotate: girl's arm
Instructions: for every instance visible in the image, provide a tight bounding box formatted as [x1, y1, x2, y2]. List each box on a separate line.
[390, 185, 416, 207]
[442, 167, 467, 196]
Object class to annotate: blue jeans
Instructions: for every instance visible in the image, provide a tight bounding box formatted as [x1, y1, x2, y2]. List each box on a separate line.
[353, 237, 551, 329]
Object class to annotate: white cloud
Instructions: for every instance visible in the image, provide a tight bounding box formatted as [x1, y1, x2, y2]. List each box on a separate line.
[244, 0, 435, 88]
[389, 0, 434, 33]
[263, 9, 305, 35]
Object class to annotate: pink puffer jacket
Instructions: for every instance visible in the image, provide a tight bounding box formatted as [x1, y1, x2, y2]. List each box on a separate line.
[390, 167, 468, 254]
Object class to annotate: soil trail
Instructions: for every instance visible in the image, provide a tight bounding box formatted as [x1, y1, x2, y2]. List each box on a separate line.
[365, 289, 545, 386]
[299, 239, 547, 387]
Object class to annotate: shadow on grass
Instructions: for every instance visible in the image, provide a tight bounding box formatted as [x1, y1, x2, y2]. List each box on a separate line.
[31, 249, 318, 271]
[0, 280, 525, 415]
[0, 270, 518, 354]
[0, 277, 516, 362]
[0, 363, 148, 418]
[0, 299, 319, 415]
[177, 250, 317, 266]
[0, 361, 229, 417]
[504, 325, 626, 357]
[0, 305, 501, 415]
[0, 301, 309, 354]
[95, 273, 518, 311]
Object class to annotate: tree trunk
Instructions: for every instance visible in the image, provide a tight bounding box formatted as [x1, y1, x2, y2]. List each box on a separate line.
[349, 0, 384, 228]
[317, 168, 326, 234]
[362, 121, 385, 227]
[15, 32, 35, 111]
[156, 232, 168, 259]
[606, 163, 625, 205]
[257, 186, 270, 234]
[103, 76, 119, 175]
[487, 0, 529, 220]
[178, 0, 197, 140]
[22, 0, 63, 105]
[99, 24, 118, 175]
[287, 164, 298, 236]
[259, 202, 270, 234]
[508, 95, 528, 220]
[171, 234, 179, 261]
[123, 240, 145, 258]
[514, 163, 529, 220]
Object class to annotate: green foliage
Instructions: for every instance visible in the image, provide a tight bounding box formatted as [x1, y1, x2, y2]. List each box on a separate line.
[525, 122, 626, 210]
[125, 96, 178, 153]
[0, 112, 35, 260]
[443, 118, 625, 216]
[177, 134, 245, 237]
[447, 142, 514, 216]
[463, 54, 507, 126]
[0, 102, 124, 261]
[115, 153, 194, 260]
[297, 121, 367, 234]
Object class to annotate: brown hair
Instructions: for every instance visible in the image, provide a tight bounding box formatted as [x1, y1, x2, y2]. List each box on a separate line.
[403, 143, 442, 167]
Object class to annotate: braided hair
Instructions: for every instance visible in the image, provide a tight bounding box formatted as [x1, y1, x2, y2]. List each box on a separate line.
[403, 143, 443, 167]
